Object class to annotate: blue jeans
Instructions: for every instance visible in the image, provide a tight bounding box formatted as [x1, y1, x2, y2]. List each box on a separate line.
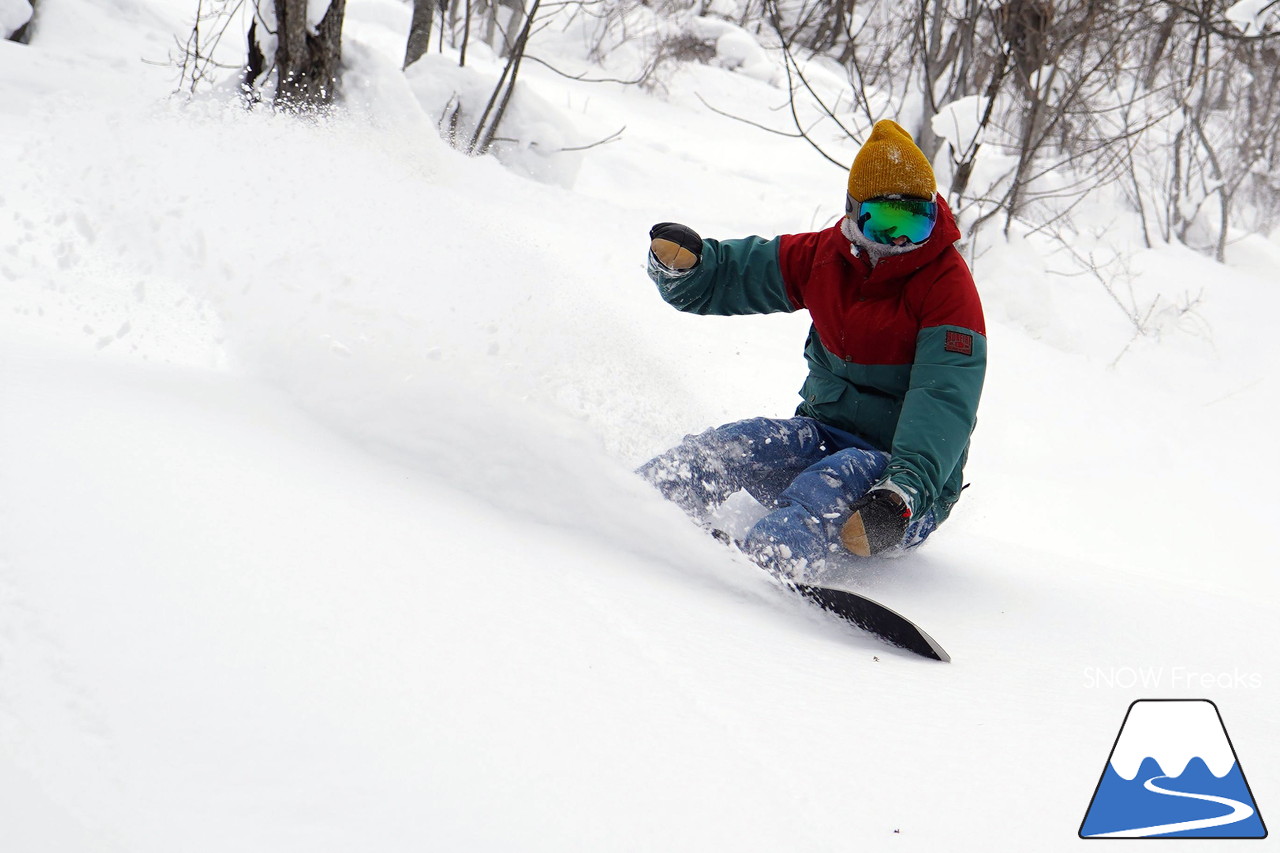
[638, 417, 937, 578]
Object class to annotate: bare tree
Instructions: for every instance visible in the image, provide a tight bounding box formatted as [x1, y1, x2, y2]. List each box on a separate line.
[167, 0, 1280, 252]
[467, 0, 542, 153]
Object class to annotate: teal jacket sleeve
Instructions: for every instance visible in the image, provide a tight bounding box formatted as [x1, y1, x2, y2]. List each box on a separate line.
[883, 325, 986, 515]
[647, 236, 799, 316]
[882, 256, 987, 517]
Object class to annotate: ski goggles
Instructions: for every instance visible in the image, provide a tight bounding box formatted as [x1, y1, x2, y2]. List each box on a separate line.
[846, 195, 938, 245]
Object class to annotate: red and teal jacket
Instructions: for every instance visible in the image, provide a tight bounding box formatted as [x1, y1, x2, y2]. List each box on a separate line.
[648, 197, 986, 522]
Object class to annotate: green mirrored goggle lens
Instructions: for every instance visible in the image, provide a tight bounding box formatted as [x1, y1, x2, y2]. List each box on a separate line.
[851, 197, 938, 244]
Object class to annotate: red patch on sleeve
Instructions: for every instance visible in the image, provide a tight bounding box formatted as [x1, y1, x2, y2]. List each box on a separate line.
[945, 330, 974, 356]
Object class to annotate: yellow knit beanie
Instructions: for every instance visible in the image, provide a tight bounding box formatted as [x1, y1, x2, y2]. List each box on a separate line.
[847, 119, 936, 202]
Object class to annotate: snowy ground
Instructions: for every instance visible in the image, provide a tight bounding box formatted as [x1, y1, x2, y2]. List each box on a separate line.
[2, 2, 1278, 850]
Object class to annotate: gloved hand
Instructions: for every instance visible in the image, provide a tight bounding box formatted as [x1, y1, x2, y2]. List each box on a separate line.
[840, 488, 911, 557]
[649, 222, 702, 271]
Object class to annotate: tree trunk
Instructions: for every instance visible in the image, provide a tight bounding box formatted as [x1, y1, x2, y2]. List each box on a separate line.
[242, 19, 266, 101]
[1143, 5, 1179, 89]
[470, 0, 539, 154]
[404, 0, 433, 70]
[8, 0, 36, 43]
[275, 0, 347, 109]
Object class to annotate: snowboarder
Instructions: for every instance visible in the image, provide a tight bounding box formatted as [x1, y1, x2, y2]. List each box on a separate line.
[639, 119, 986, 580]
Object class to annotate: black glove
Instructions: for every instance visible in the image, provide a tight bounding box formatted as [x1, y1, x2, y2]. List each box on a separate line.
[841, 489, 911, 557]
[649, 222, 702, 271]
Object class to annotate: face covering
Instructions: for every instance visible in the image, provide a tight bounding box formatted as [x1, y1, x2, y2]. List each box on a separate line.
[841, 216, 921, 266]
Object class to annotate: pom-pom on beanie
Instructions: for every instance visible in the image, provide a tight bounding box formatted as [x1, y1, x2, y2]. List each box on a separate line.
[847, 119, 936, 202]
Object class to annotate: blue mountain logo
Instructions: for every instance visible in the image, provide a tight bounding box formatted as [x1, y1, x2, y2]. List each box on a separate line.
[1080, 699, 1266, 838]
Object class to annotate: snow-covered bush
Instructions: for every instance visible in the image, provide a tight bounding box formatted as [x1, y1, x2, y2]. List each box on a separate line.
[687, 15, 779, 85]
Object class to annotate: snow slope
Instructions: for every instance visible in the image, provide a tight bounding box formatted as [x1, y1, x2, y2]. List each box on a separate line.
[2, 2, 1278, 849]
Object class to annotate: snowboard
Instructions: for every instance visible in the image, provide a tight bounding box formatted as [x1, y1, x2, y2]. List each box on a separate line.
[710, 529, 949, 660]
[786, 580, 950, 662]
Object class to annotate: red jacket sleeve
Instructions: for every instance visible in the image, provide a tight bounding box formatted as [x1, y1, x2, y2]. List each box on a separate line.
[776, 230, 827, 310]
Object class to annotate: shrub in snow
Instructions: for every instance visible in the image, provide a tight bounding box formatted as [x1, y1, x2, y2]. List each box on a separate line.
[655, 31, 718, 65]
[626, 12, 780, 91]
